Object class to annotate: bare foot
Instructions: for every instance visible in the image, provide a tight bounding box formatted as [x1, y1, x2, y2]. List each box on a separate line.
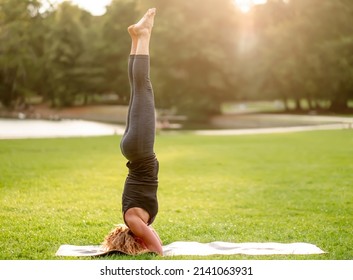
[133, 8, 156, 36]
[128, 24, 137, 38]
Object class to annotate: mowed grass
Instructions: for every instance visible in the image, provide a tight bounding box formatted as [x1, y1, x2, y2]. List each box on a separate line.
[0, 130, 352, 260]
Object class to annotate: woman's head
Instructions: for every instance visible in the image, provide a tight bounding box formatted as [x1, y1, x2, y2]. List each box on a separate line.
[102, 224, 149, 255]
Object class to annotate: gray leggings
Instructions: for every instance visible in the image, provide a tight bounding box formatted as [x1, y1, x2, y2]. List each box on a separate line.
[120, 55, 159, 225]
[120, 55, 156, 161]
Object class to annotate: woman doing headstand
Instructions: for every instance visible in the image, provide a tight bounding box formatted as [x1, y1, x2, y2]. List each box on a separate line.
[103, 8, 163, 256]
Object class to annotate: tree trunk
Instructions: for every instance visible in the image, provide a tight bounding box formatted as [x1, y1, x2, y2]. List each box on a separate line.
[283, 98, 290, 111]
[295, 99, 301, 111]
[330, 99, 348, 112]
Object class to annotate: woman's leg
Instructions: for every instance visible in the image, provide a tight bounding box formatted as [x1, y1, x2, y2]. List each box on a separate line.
[120, 9, 156, 162]
[120, 24, 137, 154]
[120, 55, 135, 144]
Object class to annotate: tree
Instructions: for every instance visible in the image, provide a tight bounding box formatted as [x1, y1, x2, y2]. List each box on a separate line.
[144, 0, 240, 119]
[0, 0, 43, 108]
[44, 2, 86, 106]
[247, 0, 353, 112]
[99, 0, 138, 104]
[318, 37, 353, 111]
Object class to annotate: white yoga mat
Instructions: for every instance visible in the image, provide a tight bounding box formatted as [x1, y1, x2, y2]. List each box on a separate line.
[56, 241, 325, 257]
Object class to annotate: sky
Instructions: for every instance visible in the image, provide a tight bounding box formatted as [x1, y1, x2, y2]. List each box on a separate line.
[47, 0, 268, 16]
[48, 0, 113, 16]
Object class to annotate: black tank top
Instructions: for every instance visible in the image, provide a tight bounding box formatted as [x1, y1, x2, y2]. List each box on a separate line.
[122, 154, 159, 225]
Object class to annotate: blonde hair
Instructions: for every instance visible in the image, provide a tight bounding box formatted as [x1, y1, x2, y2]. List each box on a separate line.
[102, 224, 149, 255]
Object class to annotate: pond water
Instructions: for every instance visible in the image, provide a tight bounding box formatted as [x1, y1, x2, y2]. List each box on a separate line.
[1, 116, 350, 139]
[0, 119, 125, 139]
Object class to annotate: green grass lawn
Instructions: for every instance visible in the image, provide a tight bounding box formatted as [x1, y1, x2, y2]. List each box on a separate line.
[0, 130, 352, 260]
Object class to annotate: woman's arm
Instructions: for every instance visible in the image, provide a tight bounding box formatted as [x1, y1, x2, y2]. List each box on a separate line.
[149, 226, 162, 245]
[125, 214, 163, 255]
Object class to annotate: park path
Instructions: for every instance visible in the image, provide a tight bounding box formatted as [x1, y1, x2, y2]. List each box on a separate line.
[194, 123, 351, 136]
[195, 114, 352, 135]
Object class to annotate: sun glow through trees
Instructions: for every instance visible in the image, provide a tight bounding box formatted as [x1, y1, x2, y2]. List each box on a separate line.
[45, 0, 269, 16]
[234, 0, 268, 13]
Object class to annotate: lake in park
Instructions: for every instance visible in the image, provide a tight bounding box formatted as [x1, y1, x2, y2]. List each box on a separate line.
[0, 118, 125, 139]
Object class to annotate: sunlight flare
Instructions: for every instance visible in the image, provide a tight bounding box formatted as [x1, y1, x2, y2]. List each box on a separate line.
[234, 0, 268, 13]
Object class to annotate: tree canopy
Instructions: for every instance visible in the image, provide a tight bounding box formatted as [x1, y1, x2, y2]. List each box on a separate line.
[1, 0, 352, 119]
